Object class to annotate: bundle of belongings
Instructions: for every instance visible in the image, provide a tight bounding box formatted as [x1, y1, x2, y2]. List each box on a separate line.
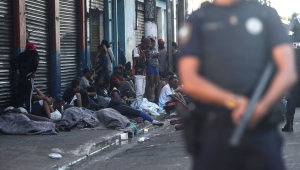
[0, 106, 134, 137]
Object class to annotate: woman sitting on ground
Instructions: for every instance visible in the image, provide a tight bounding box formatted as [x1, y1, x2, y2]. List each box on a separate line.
[108, 88, 164, 126]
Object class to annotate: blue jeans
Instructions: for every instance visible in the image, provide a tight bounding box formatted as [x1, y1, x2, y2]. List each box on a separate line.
[88, 97, 99, 108]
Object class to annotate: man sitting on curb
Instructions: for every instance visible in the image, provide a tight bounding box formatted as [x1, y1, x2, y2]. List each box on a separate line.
[63, 79, 82, 107]
[159, 76, 187, 108]
[155, 71, 176, 103]
[31, 86, 55, 118]
[110, 65, 136, 97]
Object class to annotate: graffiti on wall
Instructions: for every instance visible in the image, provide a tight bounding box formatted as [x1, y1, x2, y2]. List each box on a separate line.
[144, 0, 156, 21]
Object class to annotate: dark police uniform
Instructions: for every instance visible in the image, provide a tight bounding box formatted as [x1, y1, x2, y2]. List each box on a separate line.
[284, 31, 300, 131]
[179, 1, 289, 170]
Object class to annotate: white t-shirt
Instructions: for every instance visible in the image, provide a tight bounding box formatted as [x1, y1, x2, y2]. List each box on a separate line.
[159, 84, 175, 106]
[132, 47, 140, 58]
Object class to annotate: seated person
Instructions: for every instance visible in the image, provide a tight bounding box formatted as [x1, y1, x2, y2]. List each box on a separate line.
[62, 79, 82, 107]
[110, 65, 135, 97]
[31, 86, 55, 118]
[159, 76, 187, 108]
[92, 75, 110, 108]
[108, 88, 163, 126]
[81, 69, 101, 109]
[155, 71, 175, 103]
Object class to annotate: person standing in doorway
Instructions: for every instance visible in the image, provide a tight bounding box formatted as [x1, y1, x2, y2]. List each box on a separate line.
[101, 40, 115, 75]
[146, 38, 160, 102]
[11, 43, 39, 113]
[96, 44, 109, 88]
[172, 42, 179, 74]
[178, 0, 296, 169]
[118, 41, 126, 66]
[158, 39, 168, 79]
[132, 38, 151, 110]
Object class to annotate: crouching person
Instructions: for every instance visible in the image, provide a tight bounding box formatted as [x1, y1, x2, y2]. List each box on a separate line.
[62, 79, 82, 107]
[159, 76, 187, 108]
[31, 87, 55, 118]
[108, 88, 164, 126]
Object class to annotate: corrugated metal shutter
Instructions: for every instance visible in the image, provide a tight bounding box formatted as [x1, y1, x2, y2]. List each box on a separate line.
[25, 0, 51, 95]
[136, 11, 144, 46]
[0, 0, 14, 108]
[91, 0, 104, 11]
[90, 26, 100, 69]
[60, 0, 79, 92]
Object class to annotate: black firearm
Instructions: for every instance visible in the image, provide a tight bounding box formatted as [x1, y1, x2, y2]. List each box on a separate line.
[229, 61, 274, 147]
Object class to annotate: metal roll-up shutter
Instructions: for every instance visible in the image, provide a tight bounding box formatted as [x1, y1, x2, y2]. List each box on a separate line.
[91, 0, 104, 11]
[135, 3, 144, 46]
[60, 0, 79, 92]
[136, 11, 144, 46]
[91, 26, 100, 69]
[25, 0, 51, 95]
[0, 0, 14, 108]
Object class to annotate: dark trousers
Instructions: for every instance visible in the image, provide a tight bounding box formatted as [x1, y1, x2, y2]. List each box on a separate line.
[16, 77, 34, 112]
[286, 81, 300, 119]
[192, 127, 285, 170]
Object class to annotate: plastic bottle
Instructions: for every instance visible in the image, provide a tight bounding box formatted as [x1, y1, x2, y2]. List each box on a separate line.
[61, 104, 64, 113]
[116, 139, 119, 145]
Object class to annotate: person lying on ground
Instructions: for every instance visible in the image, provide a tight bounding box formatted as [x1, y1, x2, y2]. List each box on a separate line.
[62, 79, 82, 107]
[110, 65, 135, 97]
[159, 76, 187, 108]
[31, 87, 55, 118]
[108, 88, 164, 126]
[155, 71, 176, 103]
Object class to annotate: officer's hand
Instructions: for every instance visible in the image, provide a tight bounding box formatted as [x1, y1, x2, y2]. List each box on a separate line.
[248, 102, 268, 129]
[231, 96, 249, 125]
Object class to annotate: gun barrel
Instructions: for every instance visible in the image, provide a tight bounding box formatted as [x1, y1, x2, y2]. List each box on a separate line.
[229, 61, 274, 147]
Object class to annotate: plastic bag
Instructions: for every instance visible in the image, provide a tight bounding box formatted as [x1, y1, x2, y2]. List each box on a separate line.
[130, 98, 166, 116]
[51, 109, 62, 120]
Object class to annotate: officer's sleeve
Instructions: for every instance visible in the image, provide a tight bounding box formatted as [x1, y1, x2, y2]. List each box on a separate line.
[178, 12, 203, 59]
[266, 8, 291, 49]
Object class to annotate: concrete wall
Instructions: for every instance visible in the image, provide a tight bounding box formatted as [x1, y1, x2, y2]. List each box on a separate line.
[122, 0, 136, 64]
[156, 0, 166, 41]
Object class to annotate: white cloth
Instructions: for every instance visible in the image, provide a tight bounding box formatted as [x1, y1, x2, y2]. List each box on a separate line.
[38, 100, 43, 106]
[107, 48, 115, 75]
[134, 75, 146, 107]
[159, 84, 175, 107]
[70, 95, 77, 106]
[132, 47, 140, 58]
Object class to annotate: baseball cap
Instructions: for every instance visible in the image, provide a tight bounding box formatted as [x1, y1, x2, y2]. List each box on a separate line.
[158, 39, 165, 45]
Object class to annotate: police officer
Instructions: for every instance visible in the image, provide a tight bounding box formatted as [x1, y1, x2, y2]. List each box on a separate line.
[282, 16, 300, 132]
[178, 0, 297, 170]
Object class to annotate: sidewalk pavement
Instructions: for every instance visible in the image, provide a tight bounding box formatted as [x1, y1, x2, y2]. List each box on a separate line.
[282, 108, 300, 170]
[0, 113, 165, 170]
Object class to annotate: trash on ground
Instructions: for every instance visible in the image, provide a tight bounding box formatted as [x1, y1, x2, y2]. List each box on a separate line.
[130, 98, 166, 116]
[121, 133, 128, 141]
[116, 139, 120, 145]
[154, 134, 160, 137]
[49, 153, 62, 159]
[144, 129, 148, 133]
[138, 137, 145, 144]
[145, 138, 151, 141]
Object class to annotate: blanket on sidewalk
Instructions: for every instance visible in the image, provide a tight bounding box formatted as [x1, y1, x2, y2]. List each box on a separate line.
[62, 107, 100, 129]
[0, 108, 58, 135]
[94, 108, 135, 137]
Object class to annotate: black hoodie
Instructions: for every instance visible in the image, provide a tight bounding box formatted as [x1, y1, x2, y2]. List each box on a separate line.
[11, 50, 39, 77]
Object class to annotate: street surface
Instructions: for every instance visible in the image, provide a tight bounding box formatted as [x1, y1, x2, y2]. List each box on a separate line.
[69, 109, 300, 170]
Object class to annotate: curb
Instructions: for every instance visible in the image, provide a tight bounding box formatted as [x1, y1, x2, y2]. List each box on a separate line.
[54, 113, 165, 169]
